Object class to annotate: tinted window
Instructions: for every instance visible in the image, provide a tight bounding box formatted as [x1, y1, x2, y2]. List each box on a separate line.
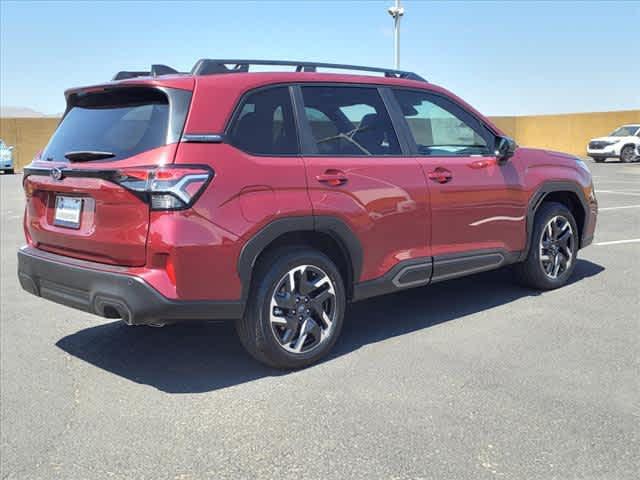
[43, 88, 180, 162]
[300, 86, 401, 156]
[228, 87, 298, 155]
[393, 90, 493, 156]
[305, 107, 339, 140]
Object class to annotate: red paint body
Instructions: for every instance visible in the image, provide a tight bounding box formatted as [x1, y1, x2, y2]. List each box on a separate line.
[22, 72, 597, 302]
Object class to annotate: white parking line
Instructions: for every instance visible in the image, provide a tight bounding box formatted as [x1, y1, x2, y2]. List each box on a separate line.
[594, 180, 640, 184]
[596, 190, 640, 197]
[595, 238, 640, 246]
[598, 204, 640, 211]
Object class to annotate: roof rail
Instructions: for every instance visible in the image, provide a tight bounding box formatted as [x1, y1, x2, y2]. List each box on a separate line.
[190, 59, 427, 82]
[112, 64, 180, 81]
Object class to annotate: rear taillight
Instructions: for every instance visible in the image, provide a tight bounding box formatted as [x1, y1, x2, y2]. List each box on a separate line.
[114, 165, 213, 210]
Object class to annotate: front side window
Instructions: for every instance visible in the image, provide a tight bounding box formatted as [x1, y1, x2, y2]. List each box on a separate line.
[228, 86, 298, 155]
[300, 86, 402, 156]
[393, 89, 493, 156]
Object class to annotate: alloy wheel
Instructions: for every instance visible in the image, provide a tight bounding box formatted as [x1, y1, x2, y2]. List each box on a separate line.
[269, 265, 337, 354]
[621, 146, 635, 163]
[539, 215, 575, 279]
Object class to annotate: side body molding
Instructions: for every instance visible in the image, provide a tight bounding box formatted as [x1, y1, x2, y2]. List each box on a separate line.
[352, 249, 521, 302]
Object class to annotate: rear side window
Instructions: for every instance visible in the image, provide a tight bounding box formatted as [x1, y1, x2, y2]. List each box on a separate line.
[300, 86, 401, 156]
[228, 87, 298, 155]
[43, 87, 190, 162]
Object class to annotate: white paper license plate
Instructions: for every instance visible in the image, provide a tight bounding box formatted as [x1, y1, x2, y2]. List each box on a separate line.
[54, 196, 83, 228]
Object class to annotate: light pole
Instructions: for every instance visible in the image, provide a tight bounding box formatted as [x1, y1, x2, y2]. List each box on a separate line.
[388, 0, 404, 69]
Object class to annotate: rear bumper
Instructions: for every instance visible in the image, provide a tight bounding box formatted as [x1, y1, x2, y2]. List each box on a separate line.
[17, 246, 242, 325]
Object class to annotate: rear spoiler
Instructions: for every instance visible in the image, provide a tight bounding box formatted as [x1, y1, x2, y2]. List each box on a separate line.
[112, 64, 182, 81]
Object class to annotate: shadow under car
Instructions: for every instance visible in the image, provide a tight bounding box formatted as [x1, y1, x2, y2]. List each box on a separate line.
[56, 259, 604, 394]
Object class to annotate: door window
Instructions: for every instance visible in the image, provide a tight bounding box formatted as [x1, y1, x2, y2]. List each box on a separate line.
[393, 90, 494, 156]
[300, 86, 402, 156]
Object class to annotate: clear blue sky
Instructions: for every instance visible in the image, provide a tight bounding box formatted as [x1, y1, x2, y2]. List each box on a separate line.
[1, 0, 638, 116]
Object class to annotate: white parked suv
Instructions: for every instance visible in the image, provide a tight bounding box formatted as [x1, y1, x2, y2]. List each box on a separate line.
[587, 124, 640, 163]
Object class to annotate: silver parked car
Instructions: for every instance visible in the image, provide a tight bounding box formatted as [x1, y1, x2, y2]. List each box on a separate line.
[0, 139, 15, 174]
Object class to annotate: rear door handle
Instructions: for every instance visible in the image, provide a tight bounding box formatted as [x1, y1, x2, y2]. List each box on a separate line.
[427, 167, 453, 184]
[316, 169, 348, 186]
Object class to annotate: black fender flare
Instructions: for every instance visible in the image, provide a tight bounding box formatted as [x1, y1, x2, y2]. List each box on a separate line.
[520, 180, 590, 261]
[237, 215, 363, 303]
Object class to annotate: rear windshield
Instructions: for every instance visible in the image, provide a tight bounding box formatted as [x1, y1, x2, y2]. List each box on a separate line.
[42, 87, 190, 162]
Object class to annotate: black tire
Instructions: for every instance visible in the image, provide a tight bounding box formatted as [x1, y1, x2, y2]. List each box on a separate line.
[514, 202, 579, 290]
[236, 247, 346, 369]
[620, 145, 635, 163]
[591, 157, 605, 163]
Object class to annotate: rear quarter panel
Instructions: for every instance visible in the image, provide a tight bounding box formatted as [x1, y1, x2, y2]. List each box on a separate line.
[171, 142, 312, 300]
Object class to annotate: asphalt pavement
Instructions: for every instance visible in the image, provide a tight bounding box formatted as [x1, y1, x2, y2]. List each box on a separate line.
[1, 159, 638, 479]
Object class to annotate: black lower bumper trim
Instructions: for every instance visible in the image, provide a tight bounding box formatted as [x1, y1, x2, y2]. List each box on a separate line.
[17, 247, 242, 325]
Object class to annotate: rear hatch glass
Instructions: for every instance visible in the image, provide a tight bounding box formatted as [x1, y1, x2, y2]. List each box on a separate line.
[25, 86, 192, 266]
[42, 87, 190, 162]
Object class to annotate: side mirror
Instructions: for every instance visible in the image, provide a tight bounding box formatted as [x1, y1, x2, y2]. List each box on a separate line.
[8, 146, 15, 151]
[495, 136, 517, 163]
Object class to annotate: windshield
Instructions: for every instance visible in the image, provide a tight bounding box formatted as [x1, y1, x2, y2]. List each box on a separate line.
[42, 87, 189, 162]
[609, 126, 639, 137]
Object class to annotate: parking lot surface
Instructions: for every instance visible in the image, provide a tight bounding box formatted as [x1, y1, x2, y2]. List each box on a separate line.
[1, 160, 639, 480]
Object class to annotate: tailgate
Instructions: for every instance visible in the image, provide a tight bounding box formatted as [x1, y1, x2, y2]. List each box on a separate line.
[24, 170, 152, 266]
[22, 85, 193, 266]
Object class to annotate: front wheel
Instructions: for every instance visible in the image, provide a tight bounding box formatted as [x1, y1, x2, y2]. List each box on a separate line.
[514, 202, 579, 290]
[236, 248, 346, 369]
[620, 145, 635, 163]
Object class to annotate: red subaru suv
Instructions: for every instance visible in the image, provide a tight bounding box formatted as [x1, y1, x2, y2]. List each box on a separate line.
[18, 60, 597, 369]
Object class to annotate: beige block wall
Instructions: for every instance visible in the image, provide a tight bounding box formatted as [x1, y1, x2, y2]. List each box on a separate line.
[491, 110, 640, 156]
[0, 117, 59, 171]
[1, 110, 639, 171]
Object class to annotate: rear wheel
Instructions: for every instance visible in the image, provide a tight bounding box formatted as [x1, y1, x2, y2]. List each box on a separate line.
[515, 202, 578, 290]
[620, 145, 635, 163]
[236, 248, 345, 369]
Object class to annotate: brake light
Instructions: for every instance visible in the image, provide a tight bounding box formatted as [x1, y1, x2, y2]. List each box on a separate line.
[114, 166, 213, 210]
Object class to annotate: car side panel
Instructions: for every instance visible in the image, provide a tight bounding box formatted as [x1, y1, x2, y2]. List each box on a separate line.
[169, 142, 312, 300]
[303, 156, 430, 282]
[418, 153, 529, 256]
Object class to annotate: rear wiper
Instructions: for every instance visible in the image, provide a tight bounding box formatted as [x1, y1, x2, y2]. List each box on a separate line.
[64, 151, 116, 162]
